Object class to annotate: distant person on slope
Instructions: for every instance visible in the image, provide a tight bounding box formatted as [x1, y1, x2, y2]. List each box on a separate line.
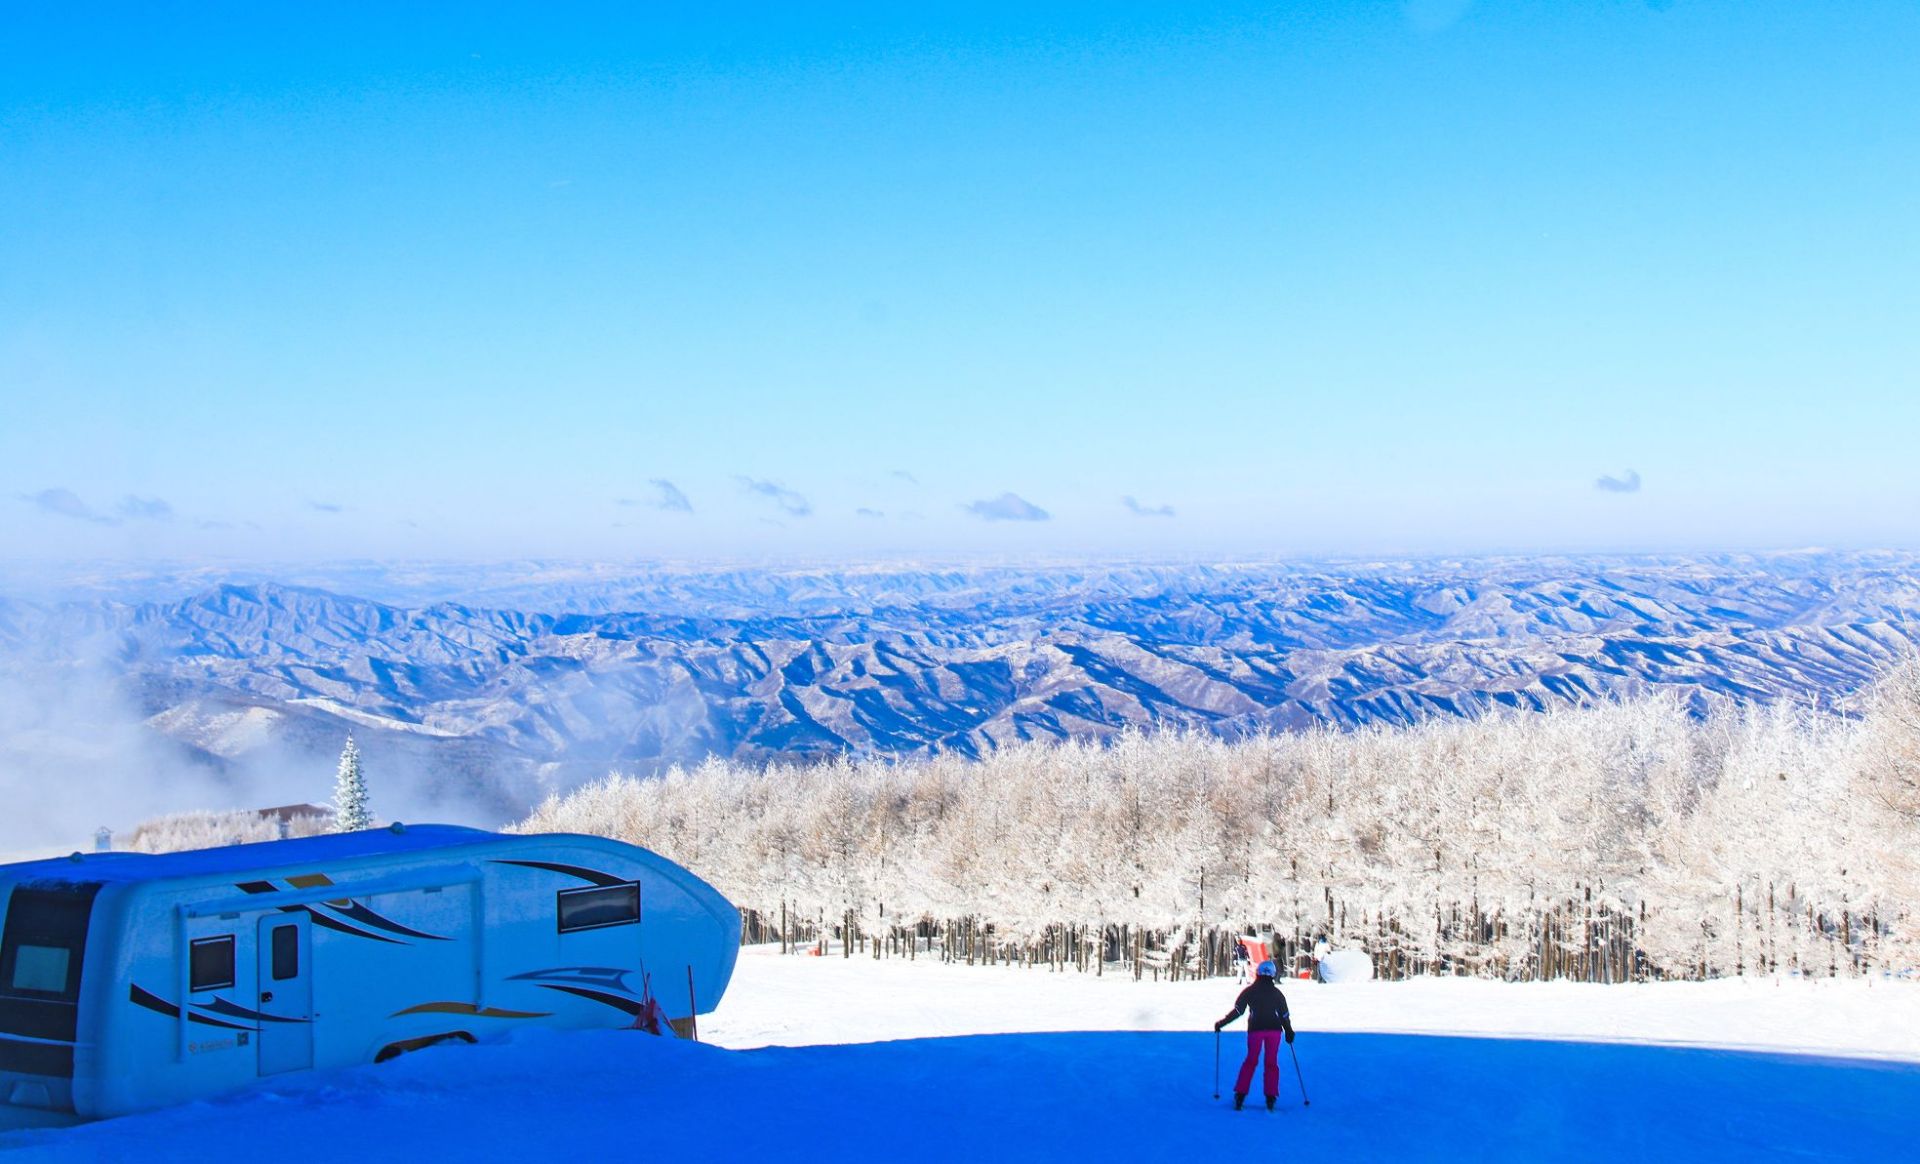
[1214, 959, 1295, 1110]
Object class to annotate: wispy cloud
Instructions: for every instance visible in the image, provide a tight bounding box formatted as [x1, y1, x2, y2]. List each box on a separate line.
[855, 507, 885, 518]
[1595, 470, 1643, 494]
[21, 487, 116, 525]
[116, 495, 173, 521]
[620, 479, 694, 513]
[890, 470, 919, 485]
[964, 492, 1050, 522]
[737, 477, 811, 517]
[1121, 496, 1175, 518]
[308, 500, 345, 514]
[22, 488, 178, 525]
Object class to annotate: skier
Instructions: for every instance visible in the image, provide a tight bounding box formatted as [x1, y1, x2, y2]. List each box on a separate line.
[1214, 959, 1296, 1110]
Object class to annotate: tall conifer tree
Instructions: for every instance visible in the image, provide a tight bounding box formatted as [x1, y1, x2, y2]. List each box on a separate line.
[332, 735, 371, 832]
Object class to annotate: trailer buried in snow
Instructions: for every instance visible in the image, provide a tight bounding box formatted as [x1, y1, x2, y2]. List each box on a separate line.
[0, 824, 740, 1123]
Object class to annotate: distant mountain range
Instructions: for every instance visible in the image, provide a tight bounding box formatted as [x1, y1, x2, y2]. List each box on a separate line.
[3, 552, 1916, 825]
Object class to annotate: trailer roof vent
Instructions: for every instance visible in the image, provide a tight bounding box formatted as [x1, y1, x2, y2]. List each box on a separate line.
[388, 821, 407, 835]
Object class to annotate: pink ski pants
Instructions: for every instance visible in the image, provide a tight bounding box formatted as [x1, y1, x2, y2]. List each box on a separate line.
[1234, 1030, 1284, 1098]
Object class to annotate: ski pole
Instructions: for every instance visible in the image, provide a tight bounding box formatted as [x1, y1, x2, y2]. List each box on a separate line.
[1289, 1040, 1311, 1107]
[1212, 1029, 1221, 1099]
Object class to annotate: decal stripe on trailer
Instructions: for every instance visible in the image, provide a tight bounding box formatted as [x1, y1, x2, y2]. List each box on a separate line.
[529, 984, 647, 1016]
[200, 997, 309, 1024]
[230, 876, 448, 942]
[129, 985, 255, 1032]
[389, 1002, 552, 1019]
[507, 966, 636, 991]
[320, 900, 449, 941]
[298, 905, 406, 944]
[491, 859, 627, 886]
[506, 968, 651, 1018]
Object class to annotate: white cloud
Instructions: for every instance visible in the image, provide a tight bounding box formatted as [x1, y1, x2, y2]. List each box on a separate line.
[737, 477, 811, 517]
[21, 487, 115, 524]
[964, 493, 1050, 522]
[1122, 496, 1175, 518]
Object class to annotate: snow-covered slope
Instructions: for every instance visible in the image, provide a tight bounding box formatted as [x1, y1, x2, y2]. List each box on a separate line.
[704, 946, 1920, 1061]
[7, 950, 1917, 1162]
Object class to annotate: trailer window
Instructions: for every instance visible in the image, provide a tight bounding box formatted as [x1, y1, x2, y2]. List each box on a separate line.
[190, 936, 235, 991]
[557, 883, 639, 933]
[271, 924, 299, 980]
[9, 945, 70, 994]
[0, 884, 98, 1004]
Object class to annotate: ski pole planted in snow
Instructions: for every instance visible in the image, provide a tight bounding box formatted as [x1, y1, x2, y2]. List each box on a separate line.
[1213, 1029, 1221, 1100]
[686, 965, 699, 1042]
[1289, 1041, 1311, 1107]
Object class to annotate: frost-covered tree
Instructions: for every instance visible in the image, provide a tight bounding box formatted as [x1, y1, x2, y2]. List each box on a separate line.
[332, 735, 372, 832]
[128, 809, 332, 853]
[1860, 651, 1920, 823]
[518, 684, 1920, 980]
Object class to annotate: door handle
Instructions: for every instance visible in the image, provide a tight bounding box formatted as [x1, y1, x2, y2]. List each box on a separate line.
[260, 991, 274, 1002]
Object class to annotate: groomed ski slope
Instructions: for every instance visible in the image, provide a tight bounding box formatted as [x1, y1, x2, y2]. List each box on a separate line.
[7, 948, 1918, 1162]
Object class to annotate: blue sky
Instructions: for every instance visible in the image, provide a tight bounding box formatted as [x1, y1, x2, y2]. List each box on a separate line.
[2, 1, 1916, 563]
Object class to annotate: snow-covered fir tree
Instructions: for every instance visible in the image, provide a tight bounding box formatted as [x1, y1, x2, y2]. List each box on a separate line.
[332, 735, 372, 832]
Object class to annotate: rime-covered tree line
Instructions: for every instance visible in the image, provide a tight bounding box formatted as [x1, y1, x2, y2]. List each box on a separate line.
[520, 669, 1920, 981]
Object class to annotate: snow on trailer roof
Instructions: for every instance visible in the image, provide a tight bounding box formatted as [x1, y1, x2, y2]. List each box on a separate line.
[0, 824, 507, 886]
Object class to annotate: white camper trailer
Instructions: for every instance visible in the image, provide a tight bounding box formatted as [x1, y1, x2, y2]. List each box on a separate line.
[0, 824, 739, 1123]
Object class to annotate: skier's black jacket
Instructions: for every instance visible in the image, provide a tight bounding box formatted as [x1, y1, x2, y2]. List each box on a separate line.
[1218, 977, 1293, 1032]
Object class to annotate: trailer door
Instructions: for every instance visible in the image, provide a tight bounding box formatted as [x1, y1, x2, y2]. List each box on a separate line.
[255, 914, 313, 1075]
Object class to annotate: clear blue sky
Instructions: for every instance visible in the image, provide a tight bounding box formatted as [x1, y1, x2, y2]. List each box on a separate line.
[3, 1, 1916, 563]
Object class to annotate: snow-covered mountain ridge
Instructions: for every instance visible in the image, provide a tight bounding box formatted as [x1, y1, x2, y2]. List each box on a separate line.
[4, 552, 1917, 819]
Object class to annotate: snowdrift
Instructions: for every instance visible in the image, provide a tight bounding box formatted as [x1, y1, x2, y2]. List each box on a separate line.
[1319, 949, 1375, 983]
[6, 1027, 1916, 1162]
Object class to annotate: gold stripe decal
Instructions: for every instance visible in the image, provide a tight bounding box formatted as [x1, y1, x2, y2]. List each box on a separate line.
[286, 873, 336, 889]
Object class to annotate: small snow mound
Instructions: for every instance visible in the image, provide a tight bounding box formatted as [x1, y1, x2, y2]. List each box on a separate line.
[1319, 950, 1375, 983]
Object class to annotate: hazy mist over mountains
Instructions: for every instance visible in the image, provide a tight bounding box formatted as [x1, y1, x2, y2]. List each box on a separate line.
[3, 551, 1916, 851]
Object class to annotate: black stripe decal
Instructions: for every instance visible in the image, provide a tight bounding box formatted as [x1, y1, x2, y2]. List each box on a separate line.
[507, 966, 632, 990]
[129, 984, 256, 1031]
[533, 983, 646, 1016]
[203, 997, 309, 1024]
[300, 906, 405, 944]
[129, 984, 180, 1018]
[321, 901, 448, 941]
[493, 859, 626, 887]
[234, 882, 414, 944]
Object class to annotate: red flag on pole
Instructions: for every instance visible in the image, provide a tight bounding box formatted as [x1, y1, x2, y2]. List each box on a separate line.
[1237, 938, 1269, 981]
